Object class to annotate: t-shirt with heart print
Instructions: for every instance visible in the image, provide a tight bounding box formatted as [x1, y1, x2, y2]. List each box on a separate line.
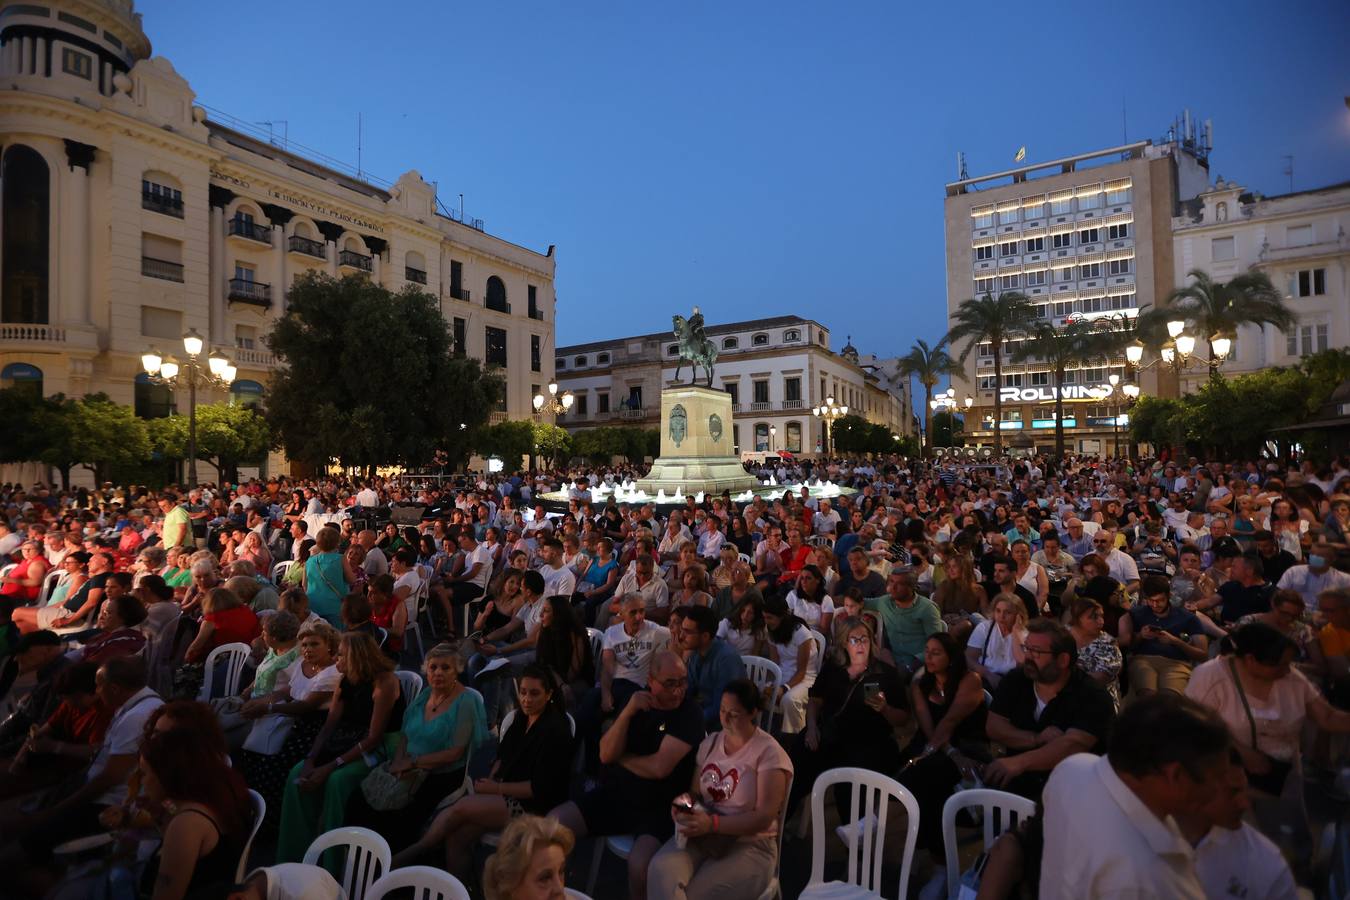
[695, 728, 793, 838]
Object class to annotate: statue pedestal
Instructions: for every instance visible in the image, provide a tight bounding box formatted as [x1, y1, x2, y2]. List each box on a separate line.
[637, 386, 759, 497]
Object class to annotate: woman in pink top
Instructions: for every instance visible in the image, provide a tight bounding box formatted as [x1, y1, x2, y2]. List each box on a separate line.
[648, 678, 793, 899]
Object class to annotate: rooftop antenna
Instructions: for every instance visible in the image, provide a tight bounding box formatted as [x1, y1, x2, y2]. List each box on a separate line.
[357, 112, 363, 179]
[1121, 99, 1128, 160]
[1282, 155, 1294, 192]
[459, 193, 464, 220]
[256, 120, 288, 148]
[956, 151, 968, 181]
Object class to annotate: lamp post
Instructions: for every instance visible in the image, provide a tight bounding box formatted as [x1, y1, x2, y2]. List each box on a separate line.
[769, 425, 777, 453]
[141, 328, 236, 487]
[929, 387, 963, 453]
[812, 395, 847, 457]
[1091, 376, 1142, 460]
[532, 381, 574, 417]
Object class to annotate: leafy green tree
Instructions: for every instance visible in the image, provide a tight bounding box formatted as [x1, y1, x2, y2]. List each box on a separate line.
[1150, 269, 1295, 374]
[944, 292, 1036, 455]
[894, 338, 958, 457]
[37, 394, 150, 488]
[265, 273, 501, 473]
[1012, 320, 1100, 459]
[0, 387, 56, 466]
[476, 420, 535, 469]
[931, 410, 964, 448]
[532, 422, 572, 468]
[147, 404, 271, 484]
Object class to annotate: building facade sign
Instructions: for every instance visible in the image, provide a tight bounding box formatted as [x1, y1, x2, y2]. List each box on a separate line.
[999, 385, 1095, 403]
[209, 168, 385, 232]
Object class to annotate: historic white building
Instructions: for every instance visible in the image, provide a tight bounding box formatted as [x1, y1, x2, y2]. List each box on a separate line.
[0, 0, 558, 471]
[1171, 178, 1350, 394]
[555, 315, 912, 457]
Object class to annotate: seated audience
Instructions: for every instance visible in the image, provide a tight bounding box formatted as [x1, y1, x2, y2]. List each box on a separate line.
[716, 594, 768, 656]
[678, 604, 745, 730]
[1066, 597, 1123, 710]
[966, 593, 1029, 689]
[482, 815, 575, 900]
[761, 594, 821, 734]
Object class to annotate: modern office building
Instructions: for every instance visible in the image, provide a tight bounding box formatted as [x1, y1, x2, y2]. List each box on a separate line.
[0, 0, 558, 474]
[1171, 178, 1350, 394]
[943, 131, 1211, 454]
[555, 315, 912, 457]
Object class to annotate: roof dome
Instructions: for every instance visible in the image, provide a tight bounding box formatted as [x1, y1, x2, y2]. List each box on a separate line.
[841, 335, 859, 363]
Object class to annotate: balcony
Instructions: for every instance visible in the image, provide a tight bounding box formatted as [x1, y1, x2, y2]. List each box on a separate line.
[142, 190, 183, 218]
[749, 401, 772, 412]
[233, 346, 277, 368]
[619, 407, 648, 421]
[227, 278, 272, 308]
[141, 256, 184, 283]
[405, 267, 427, 285]
[781, 398, 804, 410]
[731, 403, 743, 413]
[527, 307, 545, 321]
[0, 323, 66, 346]
[485, 300, 511, 314]
[287, 234, 326, 259]
[450, 287, 472, 302]
[227, 217, 272, 246]
[488, 411, 510, 424]
[339, 250, 372, 272]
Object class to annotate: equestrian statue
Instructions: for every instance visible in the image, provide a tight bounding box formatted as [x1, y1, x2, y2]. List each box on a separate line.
[672, 306, 717, 387]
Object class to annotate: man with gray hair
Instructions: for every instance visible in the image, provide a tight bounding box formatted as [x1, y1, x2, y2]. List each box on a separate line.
[357, 529, 388, 577]
[864, 569, 941, 671]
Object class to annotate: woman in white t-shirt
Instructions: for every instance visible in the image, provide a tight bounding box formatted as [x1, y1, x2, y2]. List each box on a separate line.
[648, 679, 794, 900]
[785, 565, 835, 634]
[763, 595, 820, 734]
[390, 548, 423, 622]
[717, 595, 767, 656]
[965, 593, 1028, 689]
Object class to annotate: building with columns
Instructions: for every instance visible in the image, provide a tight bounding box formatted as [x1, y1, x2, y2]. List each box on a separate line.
[0, 0, 557, 472]
[555, 315, 912, 457]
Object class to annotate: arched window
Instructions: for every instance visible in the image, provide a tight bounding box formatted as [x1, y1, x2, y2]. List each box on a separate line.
[2, 146, 50, 323]
[485, 275, 508, 312]
[597, 353, 610, 365]
[752, 333, 769, 346]
[231, 379, 264, 410]
[1216, 202, 1228, 223]
[141, 170, 183, 217]
[293, 220, 316, 239]
[786, 421, 802, 453]
[134, 373, 174, 419]
[754, 423, 769, 451]
[0, 362, 42, 399]
[784, 329, 801, 342]
[574, 356, 588, 367]
[667, 344, 679, 356]
[722, 337, 739, 350]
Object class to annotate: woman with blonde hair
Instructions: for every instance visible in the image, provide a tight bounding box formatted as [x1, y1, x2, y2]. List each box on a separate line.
[180, 555, 220, 615]
[482, 815, 574, 900]
[277, 631, 405, 861]
[965, 593, 1028, 689]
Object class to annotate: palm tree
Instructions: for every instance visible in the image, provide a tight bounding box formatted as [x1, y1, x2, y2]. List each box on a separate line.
[1158, 269, 1296, 374]
[895, 338, 958, 457]
[945, 291, 1036, 456]
[1011, 320, 1098, 459]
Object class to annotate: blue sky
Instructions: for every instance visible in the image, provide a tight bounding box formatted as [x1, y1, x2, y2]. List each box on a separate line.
[140, 0, 1350, 354]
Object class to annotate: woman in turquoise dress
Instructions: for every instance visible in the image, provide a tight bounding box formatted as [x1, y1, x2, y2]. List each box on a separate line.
[302, 525, 356, 627]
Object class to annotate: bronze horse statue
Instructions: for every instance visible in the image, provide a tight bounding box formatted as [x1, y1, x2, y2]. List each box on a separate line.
[672, 311, 717, 387]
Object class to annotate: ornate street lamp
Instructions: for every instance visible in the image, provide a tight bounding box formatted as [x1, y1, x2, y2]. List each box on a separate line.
[812, 395, 847, 456]
[142, 329, 236, 486]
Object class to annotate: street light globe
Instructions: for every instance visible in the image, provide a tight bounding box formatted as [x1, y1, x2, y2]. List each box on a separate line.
[547, 381, 558, 395]
[825, 396, 835, 407]
[840, 405, 849, 415]
[561, 392, 574, 409]
[812, 406, 821, 417]
[964, 396, 974, 408]
[1108, 373, 1120, 386]
[1126, 341, 1144, 365]
[1161, 346, 1176, 364]
[1166, 319, 1186, 339]
[221, 363, 237, 384]
[207, 351, 229, 377]
[1211, 335, 1232, 359]
[769, 425, 777, 436]
[141, 349, 163, 375]
[533, 394, 546, 410]
[159, 358, 180, 380]
[182, 328, 204, 358]
[929, 399, 940, 410]
[1176, 334, 1197, 357]
[1122, 384, 1141, 398]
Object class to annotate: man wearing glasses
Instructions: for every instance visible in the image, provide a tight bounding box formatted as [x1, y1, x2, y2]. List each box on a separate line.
[1060, 518, 1095, 562]
[1092, 528, 1140, 594]
[983, 619, 1114, 800]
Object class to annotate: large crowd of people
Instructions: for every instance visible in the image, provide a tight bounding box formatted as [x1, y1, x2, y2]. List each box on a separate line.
[0, 451, 1348, 898]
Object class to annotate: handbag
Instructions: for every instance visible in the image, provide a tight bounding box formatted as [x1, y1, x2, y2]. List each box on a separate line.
[242, 714, 294, 755]
[1226, 658, 1293, 795]
[360, 760, 427, 811]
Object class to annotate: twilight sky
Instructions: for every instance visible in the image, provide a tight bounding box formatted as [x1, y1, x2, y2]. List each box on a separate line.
[140, 0, 1350, 356]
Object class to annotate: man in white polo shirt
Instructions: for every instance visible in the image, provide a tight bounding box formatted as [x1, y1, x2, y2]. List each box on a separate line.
[1040, 694, 1233, 900]
[535, 537, 577, 599]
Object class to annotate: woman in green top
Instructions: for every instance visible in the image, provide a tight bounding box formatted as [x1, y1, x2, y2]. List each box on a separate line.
[302, 526, 356, 627]
[161, 545, 195, 590]
[345, 641, 487, 852]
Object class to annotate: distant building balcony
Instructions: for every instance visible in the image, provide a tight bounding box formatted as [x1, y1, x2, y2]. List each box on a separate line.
[749, 401, 772, 412]
[142, 190, 183, 218]
[339, 250, 372, 272]
[141, 256, 184, 282]
[233, 346, 277, 368]
[619, 407, 648, 421]
[405, 267, 427, 285]
[227, 217, 272, 245]
[0, 323, 67, 347]
[781, 399, 804, 410]
[450, 287, 472, 302]
[287, 235, 326, 259]
[227, 278, 272, 307]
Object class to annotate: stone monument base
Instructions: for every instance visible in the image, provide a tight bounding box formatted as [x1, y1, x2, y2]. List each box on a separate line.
[636, 385, 759, 497]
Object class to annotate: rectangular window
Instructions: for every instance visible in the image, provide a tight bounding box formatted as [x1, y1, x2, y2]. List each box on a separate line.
[1001, 373, 1023, 387]
[1078, 192, 1102, 210]
[1295, 268, 1326, 297]
[527, 285, 539, 319]
[1318, 323, 1329, 352]
[1287, 224, 1313, 247]
[598, 393, 610, 414]
[140, 305, 182, 340]
[998, 207, 1020, 225]
[753, 380, 770, 404]
[485, 326, 507, 367]
[1052, 232, 1073, 249]
[61, 48, 92, 79]
[1211, 236, 1236, 261]
[1056, 267, 1075, 283]
[785, 377, 801, 402]
[452, 317, 466, 356]
[1078, 227, 1100, 245]
[1023, 202, 1045, 220]
[1031, 371, 1050, 386]
[974, 245, 994, 261]
[1053, 301, 1074, 317]
[1061, 369, 1077, 384]
[530, 334, 541, 372]
[978, 342, 993, 357]
[1290, 323, 1331, 356]
[1024, 237, 1045, 253]
[235, 324, 256, 350]
[575, 394, 588, 416]
[975, 277, 994, 294]
[233, 263, 255, 282]
[1080, 263, 1101, 279]
[1108, 258, 1131, 275]
[978, 375, 997, 390]
[1001, 410, 1023, 422]
[449, 260, 465, 299]
[1106, 185, 1131, 205]
[724, 382, 739, 405]
[973, 208, 995, 228]
[1025, 270, 1047, 287]
[628, 386, 643, 409]
[1108, 223, 1130, 240]
[1051, 196, 1073, 215]
[1001, 274, 1020, 290]
[1034, 304, 1048, 319]
[999, 241, 1019, 257]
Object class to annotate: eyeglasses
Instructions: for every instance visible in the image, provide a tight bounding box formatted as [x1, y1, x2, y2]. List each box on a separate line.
[1021, 644, 1056, 658]
[847, 635, 869, 646]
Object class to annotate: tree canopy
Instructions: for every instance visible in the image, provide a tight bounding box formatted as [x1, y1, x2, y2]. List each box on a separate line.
[265, 273, 501, 472]
[147, 403, 271, 484]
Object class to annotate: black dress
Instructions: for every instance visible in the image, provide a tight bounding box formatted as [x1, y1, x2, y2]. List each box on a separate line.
[897, 678, 989, 855]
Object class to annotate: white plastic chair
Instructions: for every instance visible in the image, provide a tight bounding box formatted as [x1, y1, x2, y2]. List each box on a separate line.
[807, 629, 827, 672]
[199, 642, 253, 701]
[271, 560, 293, 584]
[234, 789, 266, 881]
[807, 535, 833, 548]
[941, 789, 1036, 899]
[36, 567, 64, 607]
[800, 767, 920, 900]
[303, 826, 392, 900]
[741, 655, 784, 733]
[738, 552, 754, 567]
[365, 864, 470, 900]
[395, 670, 424, 706]
[565, 890, 593, 900]
[586, 628, 604, 672]
[585, 834, 637, 897]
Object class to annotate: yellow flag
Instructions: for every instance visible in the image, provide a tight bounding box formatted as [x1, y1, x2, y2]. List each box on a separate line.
[1014, 146, 1027, 162]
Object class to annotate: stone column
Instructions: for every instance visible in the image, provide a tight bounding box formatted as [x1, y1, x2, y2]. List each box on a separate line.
[33, 36, 44, 76]
[272, 223, 287, 314]
[209, 206, 225, 344]
[63, 162, 91, 325]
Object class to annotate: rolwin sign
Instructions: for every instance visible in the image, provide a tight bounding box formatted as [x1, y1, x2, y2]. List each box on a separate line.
[999, 385, 1096, 403]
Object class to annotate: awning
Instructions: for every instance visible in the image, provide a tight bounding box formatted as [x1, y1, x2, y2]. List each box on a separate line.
[1269, 416, 1350, 433]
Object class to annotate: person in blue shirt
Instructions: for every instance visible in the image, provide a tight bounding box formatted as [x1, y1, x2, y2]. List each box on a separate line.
[677, 604, 745, 729]
[1004, 513, 1041, 551]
